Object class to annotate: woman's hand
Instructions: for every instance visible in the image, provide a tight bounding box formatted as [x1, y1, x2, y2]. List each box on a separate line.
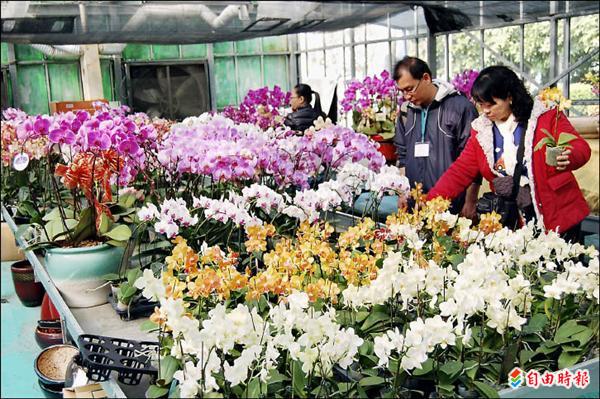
[556, 149, 572, 171]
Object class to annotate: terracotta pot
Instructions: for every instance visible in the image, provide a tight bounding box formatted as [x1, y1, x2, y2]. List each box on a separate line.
[35, 326, 64, 349]
[40, 294, 61, 321]
[11, 260, 45, 307]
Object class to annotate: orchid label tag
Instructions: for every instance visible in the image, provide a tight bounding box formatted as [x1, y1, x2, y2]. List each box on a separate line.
[13, 152, 30, 171]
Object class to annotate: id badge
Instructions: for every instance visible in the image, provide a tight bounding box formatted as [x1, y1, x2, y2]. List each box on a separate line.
[414, 142, 430, 158]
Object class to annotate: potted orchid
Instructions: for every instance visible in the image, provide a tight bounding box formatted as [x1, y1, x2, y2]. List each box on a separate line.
[534, 87, 577, 166]
[341, 70, 401, 162]
[222, 85, 291, 130]
[12, 105, 159, 307]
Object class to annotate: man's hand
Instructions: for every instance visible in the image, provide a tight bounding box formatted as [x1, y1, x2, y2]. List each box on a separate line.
[556, 149, 571, 171]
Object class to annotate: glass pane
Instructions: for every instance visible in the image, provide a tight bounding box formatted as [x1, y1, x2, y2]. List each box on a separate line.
[236, 38, 261, 55]
[344, 45, 352, 80]
[263, 56, 289, 90]
[213, 41, 234, 55]
[367, 18, 389, 41]
[237, 57, 262, 100]
[1, 42, 8, 65]
[418, 38, 428, 61]
[181, 44, 207, 59]
[354, 24, 366, 43]
[449, 32, 480, 77]
[16, 64, 49, 114]
[389, 9, 416, 37]
[15, 44, 45, 61]
[325, 47, 344, 79]
[306, 32, 323, 50]
[100, 60, 113, 101]
[367, 42, 390, 76]
[152, 45, 179, 60]
[48, 63, 82, 102]
[214, 58, 237, 108]
[300, 53, 308, 81]
[307, 51, 325, 78]
[324, 31, 343, 47]
[524, 21, 550, 87]
[436, 37, 447, 81]
[407, 39, 417, 58]
[262, 36, 288, 52]
[570, 58, 598, 117]
[354, 45, 366, 78]
[483, 25, 520, 67]
[298, 33, 307, 51]
[569, 14, 599, 84]
[394, 40, 408, 60]
[122, 44, 151, 61]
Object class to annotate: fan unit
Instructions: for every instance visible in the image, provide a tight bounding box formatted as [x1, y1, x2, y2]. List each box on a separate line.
[128, 63, 209, 120]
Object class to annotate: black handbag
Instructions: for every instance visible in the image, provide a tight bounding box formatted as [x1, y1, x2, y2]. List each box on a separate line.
[476, 124, 527, 230]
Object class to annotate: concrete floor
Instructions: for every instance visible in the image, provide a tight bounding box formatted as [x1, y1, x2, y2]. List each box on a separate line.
[1, 261, 45, 398]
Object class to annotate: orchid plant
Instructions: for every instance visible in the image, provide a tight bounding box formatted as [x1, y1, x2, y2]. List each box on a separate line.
[222, 85, 291, 130]
[451, 69, 480, 102]
[341, 70, 401, 141]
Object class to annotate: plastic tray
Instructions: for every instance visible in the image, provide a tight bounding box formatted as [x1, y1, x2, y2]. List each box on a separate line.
[77, 334, 159, 385]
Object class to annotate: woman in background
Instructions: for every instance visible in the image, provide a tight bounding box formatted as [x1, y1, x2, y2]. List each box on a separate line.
[284, 83, 325, 132]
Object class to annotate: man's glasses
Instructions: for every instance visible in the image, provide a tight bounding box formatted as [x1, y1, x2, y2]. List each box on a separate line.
[398, 79, 422, 97]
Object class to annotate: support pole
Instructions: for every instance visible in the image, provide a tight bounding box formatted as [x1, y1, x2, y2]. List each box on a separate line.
[79, 44, 103, 100]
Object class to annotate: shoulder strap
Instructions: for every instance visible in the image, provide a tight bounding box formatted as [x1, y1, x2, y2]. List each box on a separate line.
[510, 123, 528, 200]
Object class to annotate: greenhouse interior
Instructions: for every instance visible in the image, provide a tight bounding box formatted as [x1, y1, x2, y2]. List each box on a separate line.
[1, 1, 599, 398]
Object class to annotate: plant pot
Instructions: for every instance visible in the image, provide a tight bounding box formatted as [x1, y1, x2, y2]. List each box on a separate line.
[545, 146, 563, 166]
[35, 326, 64, 349]
[41, 294, 61, 321]
[372, 136, 398, 163]
[11, 260, 45, 306]
[45, 244, 124, 308]
[1, 222, 25, 261]
[35, 344, 80, 385]
[38, 380, 63, 398]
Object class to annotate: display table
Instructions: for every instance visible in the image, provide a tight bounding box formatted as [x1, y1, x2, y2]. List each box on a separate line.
[1, 205, 155, 398]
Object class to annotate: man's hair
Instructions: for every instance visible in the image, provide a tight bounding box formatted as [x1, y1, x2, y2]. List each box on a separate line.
[393, 56, 432, 81]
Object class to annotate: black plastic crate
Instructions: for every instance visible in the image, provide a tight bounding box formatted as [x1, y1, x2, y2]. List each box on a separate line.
[77, 334, 159, 385]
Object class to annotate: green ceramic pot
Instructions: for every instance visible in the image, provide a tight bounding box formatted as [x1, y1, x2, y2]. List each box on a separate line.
[45, 244, 124, 308]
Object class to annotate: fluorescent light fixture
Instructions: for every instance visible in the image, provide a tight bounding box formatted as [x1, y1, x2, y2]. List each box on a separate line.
[243, 17, 289, 32]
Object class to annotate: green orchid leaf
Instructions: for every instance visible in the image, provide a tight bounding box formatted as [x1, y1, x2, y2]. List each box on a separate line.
[556, 132, 578, 147]
[103, 224, 132, 242]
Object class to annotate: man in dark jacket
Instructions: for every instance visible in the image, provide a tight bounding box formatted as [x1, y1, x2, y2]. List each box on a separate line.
[393, 56, 480, 217]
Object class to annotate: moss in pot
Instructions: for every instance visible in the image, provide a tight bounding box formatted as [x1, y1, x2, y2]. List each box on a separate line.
[534, 129, 578, 167]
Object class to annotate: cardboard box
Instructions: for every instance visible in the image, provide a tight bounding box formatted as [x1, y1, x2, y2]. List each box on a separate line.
[62, 383, 107, 398]
[50, 99, 108, 114]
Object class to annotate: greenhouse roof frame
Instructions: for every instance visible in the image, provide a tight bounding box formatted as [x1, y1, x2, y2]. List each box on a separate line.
[1, 1, 598, 45]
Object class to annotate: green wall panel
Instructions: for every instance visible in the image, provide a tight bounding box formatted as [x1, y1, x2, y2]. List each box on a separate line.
[16, 65, 49, 114]
[214, 42, 234, 55]
[122, 44, 151, 61]
[262, 36, 288, 52]
[214, 58, 237, 108]
[15, 44, 44, 61]
[263, 56, 289, 90]
[48, 63, 82, 102]
[100, 60, 114, 101]
[152, 45, 179, 60]
[237, 56, 262, 100]
[181, 44, 207, 59]
[236, 39, 261, 55]
[1, 43, 8, 65]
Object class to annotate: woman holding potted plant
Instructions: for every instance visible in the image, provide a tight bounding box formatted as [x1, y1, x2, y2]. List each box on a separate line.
[428, 66, 591, 242]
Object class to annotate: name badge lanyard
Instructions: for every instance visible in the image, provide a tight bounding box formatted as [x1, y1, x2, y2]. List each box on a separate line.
[420, 106, 429, 143]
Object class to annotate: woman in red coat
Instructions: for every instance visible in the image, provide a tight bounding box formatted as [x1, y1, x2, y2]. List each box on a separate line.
[428, 66, 591, 242]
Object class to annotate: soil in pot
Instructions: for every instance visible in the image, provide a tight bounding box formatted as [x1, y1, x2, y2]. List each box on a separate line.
[35, 345, 80, 384]
[11, 260, 45, 306]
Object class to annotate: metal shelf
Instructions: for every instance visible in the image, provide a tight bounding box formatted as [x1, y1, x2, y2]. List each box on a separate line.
[1, 204, 154, 398]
